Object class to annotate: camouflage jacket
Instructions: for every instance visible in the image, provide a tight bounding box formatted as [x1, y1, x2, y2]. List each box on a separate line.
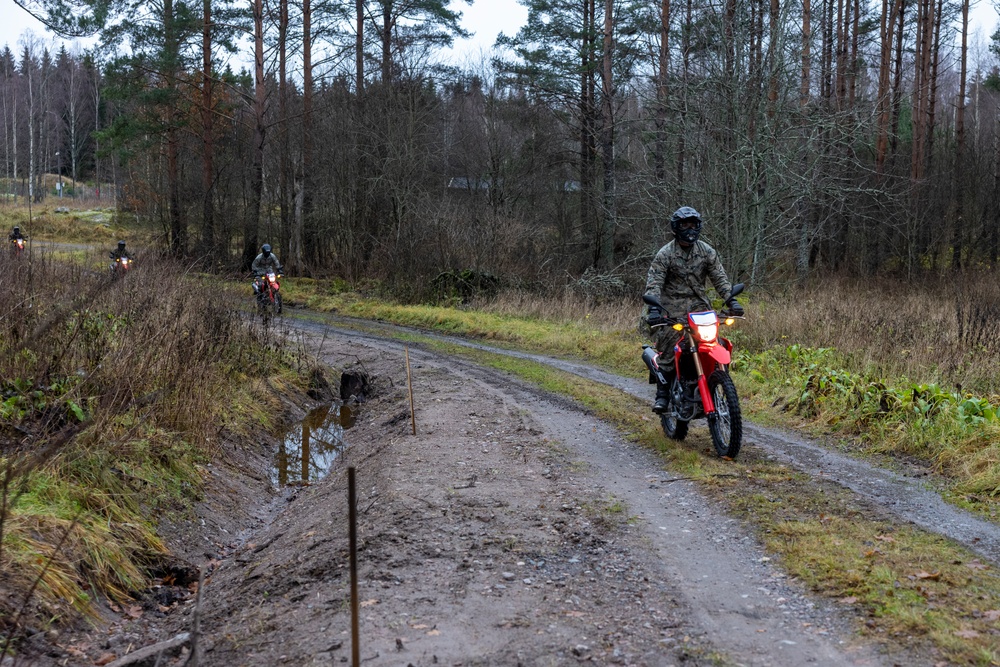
[643, 240, 733, 320]
[251, 253, 283, 275]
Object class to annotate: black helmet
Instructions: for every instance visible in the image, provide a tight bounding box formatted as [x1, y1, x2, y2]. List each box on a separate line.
[261, 243, 271, 255]
[117, 240, 126, 249]
[670, 206, 702, 246]
[13, 226, 19, 232]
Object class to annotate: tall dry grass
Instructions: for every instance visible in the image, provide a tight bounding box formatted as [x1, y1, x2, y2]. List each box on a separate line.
[739, 273, 1000, 396]
[475, 272, 1000, 396]
[0, 248, 291, 648]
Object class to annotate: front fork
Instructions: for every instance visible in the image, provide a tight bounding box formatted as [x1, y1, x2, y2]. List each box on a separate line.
[678, 332, 716, 415]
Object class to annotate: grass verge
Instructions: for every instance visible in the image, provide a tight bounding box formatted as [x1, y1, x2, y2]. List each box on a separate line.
[0, 253, 306, 654]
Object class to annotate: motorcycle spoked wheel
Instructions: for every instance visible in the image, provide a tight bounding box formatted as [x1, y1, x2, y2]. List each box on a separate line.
[659, 412, 689, 440]
[707, 370, 742, 458]
[659, 382, 689, 441]
[258, 291, 282, 320]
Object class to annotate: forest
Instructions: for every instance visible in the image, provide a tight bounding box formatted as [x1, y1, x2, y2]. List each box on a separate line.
[2, 0, 1000, 298]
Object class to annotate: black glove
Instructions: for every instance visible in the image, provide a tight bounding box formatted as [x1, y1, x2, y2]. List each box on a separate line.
[727, 297, 745, 317]
[646, 306, 668, 327]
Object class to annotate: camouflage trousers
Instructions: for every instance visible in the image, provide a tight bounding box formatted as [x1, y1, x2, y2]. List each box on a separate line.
[650, 326, 683, 376]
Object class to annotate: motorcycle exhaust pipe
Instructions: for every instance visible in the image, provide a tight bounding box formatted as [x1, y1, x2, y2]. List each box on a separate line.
[642, 345, 668, 385]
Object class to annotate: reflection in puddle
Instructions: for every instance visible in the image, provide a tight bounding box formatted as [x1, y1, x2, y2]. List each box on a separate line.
[273, 403, 356, 486]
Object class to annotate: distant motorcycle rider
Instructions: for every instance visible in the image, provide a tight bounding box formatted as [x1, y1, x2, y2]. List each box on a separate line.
[8, 226, 25, 255]
[109, 240, 135, 276]
[643, 206, 744, 414]
[251, 243, 282, 294]
[251, 244, 282, 278]
[109, 240, 132, 262]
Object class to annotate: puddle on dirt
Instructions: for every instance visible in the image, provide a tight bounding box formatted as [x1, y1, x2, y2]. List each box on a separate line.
[272, 402, 356, 487]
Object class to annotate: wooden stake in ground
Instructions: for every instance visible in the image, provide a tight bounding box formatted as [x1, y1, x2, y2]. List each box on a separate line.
[405, 346, 416, 435]
[349, 466, 359, 667]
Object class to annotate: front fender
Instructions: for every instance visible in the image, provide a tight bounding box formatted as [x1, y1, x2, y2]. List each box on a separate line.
[703, 343, 731, 366]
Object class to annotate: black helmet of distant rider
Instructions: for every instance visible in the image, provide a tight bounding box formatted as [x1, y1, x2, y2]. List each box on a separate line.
[252, 243, 283, 276]
[670, 206, 703, 247]
[8, 226, 23, 240]
[111, 240, 131, 260]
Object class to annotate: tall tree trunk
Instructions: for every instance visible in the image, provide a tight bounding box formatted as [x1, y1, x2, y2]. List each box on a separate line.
[92, 65, 100, 200]
[925, 0, 942, 176]
[598, 0, 614, 270]
[821, 0, 833, 107]
[26, 61, 34, 205]
[952, 0, 969, 269]
[848, 0, 859, 108]
[243, 0, 265, 270]
[164, 0, 185, 256]
[801, 0, 811, 104]
[889, 0, 905, 157]
[356, 0, 364, 96]
[381, 0, 392, 83]
[201, 0, 215, 257]
[653, 0, 670, 185]
[835, 0, 846, 109]
[676, 0, 691, 194]
[279, 0, 290, 263]
[580, 0, 594, 254]
[766, 0, 780, 119]
[875, 0, 901, 176]
[299, 0, 314, 269]
[910, 0, 934, 182]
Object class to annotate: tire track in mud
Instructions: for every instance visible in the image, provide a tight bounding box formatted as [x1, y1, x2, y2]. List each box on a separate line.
[282, 314, 918, 666]
[287, 312, 1000, 567]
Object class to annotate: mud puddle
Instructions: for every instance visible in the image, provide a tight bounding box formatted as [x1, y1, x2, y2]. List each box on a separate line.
[272, 402, 356, 486]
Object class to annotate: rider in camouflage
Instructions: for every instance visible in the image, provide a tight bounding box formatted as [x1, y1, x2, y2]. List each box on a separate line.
[251, 244, 283, 298]
[251, 243, 282, 276]
[643, 206, 744, 413]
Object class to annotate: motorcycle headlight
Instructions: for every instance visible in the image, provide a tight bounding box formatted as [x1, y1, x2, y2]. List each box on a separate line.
[696, 323, 718, 343]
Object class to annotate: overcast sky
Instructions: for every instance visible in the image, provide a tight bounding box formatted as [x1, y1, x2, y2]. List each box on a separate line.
[0, 0, 529, 63]
[0, 0, 997, 68]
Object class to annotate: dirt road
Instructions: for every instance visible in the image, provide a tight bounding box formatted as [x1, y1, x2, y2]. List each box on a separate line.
[32, 314, 978, 666]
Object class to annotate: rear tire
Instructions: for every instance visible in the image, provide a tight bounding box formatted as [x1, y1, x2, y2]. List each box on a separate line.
[707, 370, 742, 458]
[660, 412, 689, 441]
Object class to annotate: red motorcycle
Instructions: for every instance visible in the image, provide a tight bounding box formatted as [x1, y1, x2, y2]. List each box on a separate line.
[254, 271, 283, 317]
[641, 284, 745, 458]
[109, 254, 134, 278]
[10, 238, 25, 256]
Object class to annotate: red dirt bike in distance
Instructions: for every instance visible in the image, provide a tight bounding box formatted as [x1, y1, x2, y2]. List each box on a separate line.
[109, 253, 134, 278]
[641, 283, 745, 459]
[10, 238, 25, 256]
[254, 271, 283, 317]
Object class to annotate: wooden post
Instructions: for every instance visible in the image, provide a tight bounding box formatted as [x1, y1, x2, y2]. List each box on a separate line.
[348, 466, 359, 667]
[405, 346, 416, 435]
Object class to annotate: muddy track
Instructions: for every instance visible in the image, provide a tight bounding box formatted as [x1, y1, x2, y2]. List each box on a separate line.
[191, 312, 960, 667]
[289, 311, 1000, 567]
[36, 310, 987, 666]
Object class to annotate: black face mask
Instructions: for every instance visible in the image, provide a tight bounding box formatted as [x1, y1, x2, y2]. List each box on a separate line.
[676, 227, 700, 245]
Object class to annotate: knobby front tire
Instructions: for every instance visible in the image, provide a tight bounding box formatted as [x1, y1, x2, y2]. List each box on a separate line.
[707, 370, 742, 458]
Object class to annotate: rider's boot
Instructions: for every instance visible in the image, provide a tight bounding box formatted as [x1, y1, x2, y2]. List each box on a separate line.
[652, 372, 674, 414]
